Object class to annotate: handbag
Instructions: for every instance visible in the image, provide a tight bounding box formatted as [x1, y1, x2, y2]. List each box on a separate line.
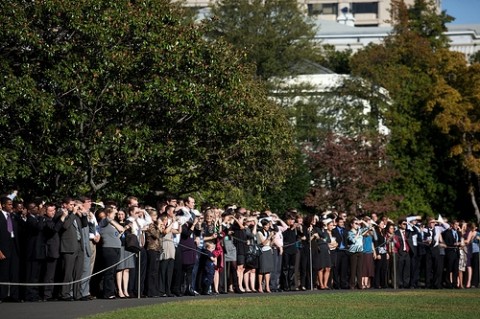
[125, 233, 141, 253]
[245, 244, 261, 269]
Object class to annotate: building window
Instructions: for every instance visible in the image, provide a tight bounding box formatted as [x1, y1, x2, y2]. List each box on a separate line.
[352, 2, 378, 14]
[308, 3, 338, 16]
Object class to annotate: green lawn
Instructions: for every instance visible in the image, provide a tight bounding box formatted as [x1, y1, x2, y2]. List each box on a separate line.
[83, 289, 480, 319]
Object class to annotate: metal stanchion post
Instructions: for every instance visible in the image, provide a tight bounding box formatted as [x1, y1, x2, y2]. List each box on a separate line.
[309, 235, 313, 291]
[390, 241, 397, 289]
[137, 251, 141, 299]
[224, 261, 229, 293]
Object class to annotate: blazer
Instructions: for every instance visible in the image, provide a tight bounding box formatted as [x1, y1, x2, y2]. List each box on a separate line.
[58, 211, 87, 254]
[0, 211, 20, 258]
[394, 229, 414, 255]
[43, 216, 62, 259]
[332, 226, 349, 250]
[442, 228, 461, 250]
[80, 222, 92, 257]
[25, 214, 47, 261]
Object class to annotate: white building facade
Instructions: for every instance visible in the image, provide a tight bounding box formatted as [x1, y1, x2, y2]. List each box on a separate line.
[180, 0, 434, 27]
[180, 1, 477, 60]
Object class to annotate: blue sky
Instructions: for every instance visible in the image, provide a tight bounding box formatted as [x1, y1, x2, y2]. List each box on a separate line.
[442, 0, 480, 24]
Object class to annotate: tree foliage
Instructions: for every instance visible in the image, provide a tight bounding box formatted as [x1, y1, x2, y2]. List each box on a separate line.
[350, 0, 472, 218]
[470, 51, 480, 65]
[206, 0, 320, 80]
[426, 53, 480, 221]
[304, 132, 398, 215]
[318, 44, 352, 74]
[0, 0, 296, 203]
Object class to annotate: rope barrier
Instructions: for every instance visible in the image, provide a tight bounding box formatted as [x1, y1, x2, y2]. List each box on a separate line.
[0, 252, 136, 287]
[1, 228, 466, 288]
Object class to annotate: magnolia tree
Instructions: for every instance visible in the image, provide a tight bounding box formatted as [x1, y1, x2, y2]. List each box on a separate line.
[0, 0, 296, 202]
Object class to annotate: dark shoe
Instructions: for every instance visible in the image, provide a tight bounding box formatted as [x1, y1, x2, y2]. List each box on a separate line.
[79, 296, 89, 301]
[60, 297, 74, 302]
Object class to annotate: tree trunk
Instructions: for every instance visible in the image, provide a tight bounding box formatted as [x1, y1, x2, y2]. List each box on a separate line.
[468, 183, 480, 223]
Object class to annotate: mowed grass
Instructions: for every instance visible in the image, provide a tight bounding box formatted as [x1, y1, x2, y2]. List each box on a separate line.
[83, 289, 480, 319]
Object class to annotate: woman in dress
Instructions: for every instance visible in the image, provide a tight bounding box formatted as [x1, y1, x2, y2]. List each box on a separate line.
[470, 223, 480, 288]
[463, 222, 477, 288]
[256, 218, 275, 293]
[243, 215, 258, 293]
[373, 219, 389, 289]
[231, 212, 247, 292]
[317, 219, 333, 290]
[326, 219, 338, 289]
[115, 210, 134, 298]
[202, 209, 223, 294]
[158, 213, 176, 297]
[98, 207, 124, 299]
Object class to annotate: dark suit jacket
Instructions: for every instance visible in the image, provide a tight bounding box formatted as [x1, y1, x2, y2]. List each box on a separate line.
[394, 229, 414, 254]
[332, 226, 349, 250]
[442, 228, 461, 249]
[58, 211, 87, 253]
[0, 211, 20, 258]
[25, 214, 47, 261]
[44, 216, 62, 259]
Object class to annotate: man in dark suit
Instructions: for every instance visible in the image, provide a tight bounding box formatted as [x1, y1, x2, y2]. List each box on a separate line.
[24, 201, 46, 302]
[57, 197, 87, 301]
[42, 203, 62, 301]
[395, 218, 414, 288]
[332, 217, 349, 289]
[0, 196, 21, 302]
[443, 220, 461, 289]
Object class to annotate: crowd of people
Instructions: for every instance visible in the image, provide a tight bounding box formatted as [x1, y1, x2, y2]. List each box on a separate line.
[1, 192, 480, 303]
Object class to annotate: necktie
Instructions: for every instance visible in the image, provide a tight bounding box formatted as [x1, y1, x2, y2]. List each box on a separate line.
[73, 218, 82, 241]
[402, 230, 409, 252]
[453, 230, 458, 242]
[7, 213, 13, 233]
[431, 228, 436, 247]
[339, 228, 345, 249]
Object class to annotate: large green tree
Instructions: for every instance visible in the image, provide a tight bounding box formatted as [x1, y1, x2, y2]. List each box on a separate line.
[350, 0, 469, 217]
[0, 0, 296, 202]
[426, 51, 480, 222]
[206, 0, 320, 81]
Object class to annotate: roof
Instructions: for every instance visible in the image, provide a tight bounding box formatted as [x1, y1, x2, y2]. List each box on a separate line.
[314, 18, 480, 39]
